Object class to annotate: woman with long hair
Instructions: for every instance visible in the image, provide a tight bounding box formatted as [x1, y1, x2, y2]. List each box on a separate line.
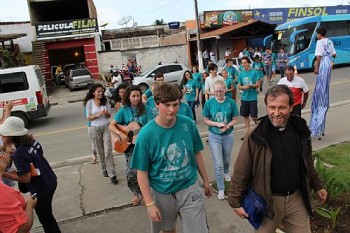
[310, 26, 336, 138]
[1, 117, 61, 233]
[83, 83, 118, 184]
[109, 85, 152, 205]
[181, 70, 199, 121]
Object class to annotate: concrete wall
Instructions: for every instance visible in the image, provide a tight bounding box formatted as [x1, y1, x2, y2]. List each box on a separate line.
[0, 22, 35, 52]
[98, 44, 188, 74]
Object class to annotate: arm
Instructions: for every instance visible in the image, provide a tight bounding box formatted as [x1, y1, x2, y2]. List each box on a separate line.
[137, 170, 162, 222]
[195, 87, 199, 101]
[3, 171, 31, 183]
[142, 94, 148, 104]
[1, 101, 13, 124]
[203, 117, 225, 128]
[109, 119, 128, 135]
[301, 92, 309, 109]
[195, 152, 212, 197]
[17, 196, 37, 233]
[232, 85, 237, 101]
[314, 56, 322, 74]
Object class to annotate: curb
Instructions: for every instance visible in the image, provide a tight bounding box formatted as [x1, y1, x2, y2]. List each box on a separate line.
[49, 100, 350, 169]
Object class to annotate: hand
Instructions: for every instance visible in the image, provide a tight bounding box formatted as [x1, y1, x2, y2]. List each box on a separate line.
[0, 154, 8, 172]
[314, 68, 319, 75]
[203, 182, 213, 197]
[147, 205, 162, 222]
[216, 122, 225, 128]
[233, 207, 249, 219]
[4, 101, 13, 112]
[26, 195, 37, 208]
[317, 189, 328, 204]
[220, 125, 230, 133]
[301, 102, 306, 109]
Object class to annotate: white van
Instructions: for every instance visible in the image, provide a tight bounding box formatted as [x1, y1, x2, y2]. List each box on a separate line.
[0, 65, 51, 127]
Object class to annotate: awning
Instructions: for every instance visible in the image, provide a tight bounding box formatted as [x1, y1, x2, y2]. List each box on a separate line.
[188, 19, 275, 41]
[0, 33, 27, 42]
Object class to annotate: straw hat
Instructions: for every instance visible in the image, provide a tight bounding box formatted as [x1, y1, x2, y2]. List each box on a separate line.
[0, 117, 28, 136]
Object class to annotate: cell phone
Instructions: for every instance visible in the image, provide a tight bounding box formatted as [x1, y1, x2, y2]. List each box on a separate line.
[31, 193, 37, 199]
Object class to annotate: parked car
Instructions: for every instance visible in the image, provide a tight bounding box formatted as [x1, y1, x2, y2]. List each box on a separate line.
[0, 65, 51, 127]
[64, 68, 94, 91]
[217, 57, 253, 74]
[63, 63, 77, 77]
[132, 63, 188, 92]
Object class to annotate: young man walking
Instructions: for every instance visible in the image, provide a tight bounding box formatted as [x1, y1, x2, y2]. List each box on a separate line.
[131, 83, 212, 233]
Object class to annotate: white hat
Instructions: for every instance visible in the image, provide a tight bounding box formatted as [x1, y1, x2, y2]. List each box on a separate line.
[0, 116, 28, 136]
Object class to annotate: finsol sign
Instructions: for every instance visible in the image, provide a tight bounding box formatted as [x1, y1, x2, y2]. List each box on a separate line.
[35, 18, 99, 38]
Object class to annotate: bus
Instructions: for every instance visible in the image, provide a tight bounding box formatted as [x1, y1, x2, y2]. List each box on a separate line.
[264, 14, 350, 70]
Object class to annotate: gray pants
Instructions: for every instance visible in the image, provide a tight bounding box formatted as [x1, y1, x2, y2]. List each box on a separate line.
[150, 181, 209, 233]
[89, 125, 116, 177]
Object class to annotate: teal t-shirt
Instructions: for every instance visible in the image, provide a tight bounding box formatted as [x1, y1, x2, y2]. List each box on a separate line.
[192, 72, 203, 88]
[114, 105, 152, 126]
[238, 69, 259, 101]
[271, 52, 277, 65]
[252, 62, 264, 79]
[202, 97, 239, 135]
[178, 102, 194, 120]
[225, 66, 238, 79]
[130, 115, 204, 194]
[144, 88, 152, 98]
[184, 79, 198, 102]
[223, 77, 236, 98]
[146, 96, 159, 119]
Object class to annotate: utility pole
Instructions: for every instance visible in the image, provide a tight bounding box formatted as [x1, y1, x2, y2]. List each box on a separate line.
[194, 0, 204, 71]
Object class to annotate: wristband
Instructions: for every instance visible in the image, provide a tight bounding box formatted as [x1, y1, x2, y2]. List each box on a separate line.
[146, 201, 155, 207]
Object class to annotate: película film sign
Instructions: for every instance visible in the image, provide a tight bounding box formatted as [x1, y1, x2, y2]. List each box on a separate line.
[35, 18, 99, 38]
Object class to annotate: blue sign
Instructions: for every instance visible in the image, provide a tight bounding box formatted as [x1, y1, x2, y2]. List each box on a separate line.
[253, 5, 350, 24]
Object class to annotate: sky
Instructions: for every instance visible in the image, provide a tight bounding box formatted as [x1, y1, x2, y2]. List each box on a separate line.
[0, 0, 347, 29]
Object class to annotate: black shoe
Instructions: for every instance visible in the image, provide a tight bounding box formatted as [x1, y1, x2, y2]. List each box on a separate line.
[111, 176, 118, 184]
[103, 170, 109, 177]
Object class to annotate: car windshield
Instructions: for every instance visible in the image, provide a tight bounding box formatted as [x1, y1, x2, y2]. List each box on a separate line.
[216, 60, 226, 67]
[137, 67, 155, 77]
[72, 69, 91, 76]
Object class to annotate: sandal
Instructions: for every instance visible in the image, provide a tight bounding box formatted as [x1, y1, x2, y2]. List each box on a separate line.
[131, 194, 143, 206]
[91, 156, 97, 164]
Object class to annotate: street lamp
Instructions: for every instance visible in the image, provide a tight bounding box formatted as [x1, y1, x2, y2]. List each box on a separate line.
[194, 0, 204, 71]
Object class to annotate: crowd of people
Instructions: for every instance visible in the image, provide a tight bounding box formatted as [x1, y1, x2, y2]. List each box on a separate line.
[0, 26, 336, 233]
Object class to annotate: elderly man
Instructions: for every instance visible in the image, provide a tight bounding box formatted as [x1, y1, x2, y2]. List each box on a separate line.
[278, 65, 309, 116]
[228, 85, 327, 233]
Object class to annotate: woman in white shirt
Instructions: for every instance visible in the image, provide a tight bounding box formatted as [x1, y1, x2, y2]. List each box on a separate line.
[83, 84, 118, 184]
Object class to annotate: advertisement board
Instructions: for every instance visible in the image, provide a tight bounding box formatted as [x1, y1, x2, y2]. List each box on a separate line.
[253, 6, 350, 24]
[200, 10, 253, 28]
[35, 18, 99, 39]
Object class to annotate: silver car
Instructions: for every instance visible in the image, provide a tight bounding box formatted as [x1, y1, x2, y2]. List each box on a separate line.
[132, 63, 188, 92]
[65, 68, 94, 91]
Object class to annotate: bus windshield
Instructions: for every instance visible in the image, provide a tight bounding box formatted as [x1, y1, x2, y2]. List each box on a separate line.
[272, 22, 317, 56]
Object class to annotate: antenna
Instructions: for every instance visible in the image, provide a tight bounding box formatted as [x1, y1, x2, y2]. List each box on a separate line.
[100, 22, 108, 29]
[118, 16, 132, 27]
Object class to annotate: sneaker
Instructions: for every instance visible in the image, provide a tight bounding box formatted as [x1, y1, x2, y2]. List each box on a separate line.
[111, 176, 118, 184]
[224, 173, 231, 182]
[217, 190, 225, 200]
[103, 170, 109, 177]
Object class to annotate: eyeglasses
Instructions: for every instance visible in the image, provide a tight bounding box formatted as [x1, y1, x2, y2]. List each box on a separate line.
[214, 90, 225, 93]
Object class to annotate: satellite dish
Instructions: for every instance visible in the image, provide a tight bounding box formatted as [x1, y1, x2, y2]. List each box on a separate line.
[132, 22, 138, 28]
[118, 16, 132, 27]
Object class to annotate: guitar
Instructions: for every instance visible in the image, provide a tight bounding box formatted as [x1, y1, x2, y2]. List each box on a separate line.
[113, 121, 141, 153]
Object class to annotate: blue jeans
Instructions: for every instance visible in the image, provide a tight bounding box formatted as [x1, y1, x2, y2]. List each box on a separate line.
[187, 100, 196, 121]
[208, 132, 234, 191]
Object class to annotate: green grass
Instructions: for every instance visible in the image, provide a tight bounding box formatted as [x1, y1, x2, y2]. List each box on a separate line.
[314, 142, 350, 185]
[211, 181, 231, 194]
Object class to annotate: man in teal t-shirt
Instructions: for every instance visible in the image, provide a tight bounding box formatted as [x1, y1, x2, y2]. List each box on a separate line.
[130, 84, 212, 233]
[142, 72, 164, 103]
[237, 57, 260, 140]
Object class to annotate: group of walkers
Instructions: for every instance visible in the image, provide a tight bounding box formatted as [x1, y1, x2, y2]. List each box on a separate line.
[0, 25, 336, 233]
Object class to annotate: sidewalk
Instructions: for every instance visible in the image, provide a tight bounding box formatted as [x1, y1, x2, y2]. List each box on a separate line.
[31, 102, 350, 233]
[38, 85, 350, 233]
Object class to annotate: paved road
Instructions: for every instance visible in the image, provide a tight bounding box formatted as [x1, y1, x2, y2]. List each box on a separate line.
[27, 67, 350, 163]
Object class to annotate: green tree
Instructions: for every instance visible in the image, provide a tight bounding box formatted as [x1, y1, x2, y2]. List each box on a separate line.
[153, 19, 166, 25]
